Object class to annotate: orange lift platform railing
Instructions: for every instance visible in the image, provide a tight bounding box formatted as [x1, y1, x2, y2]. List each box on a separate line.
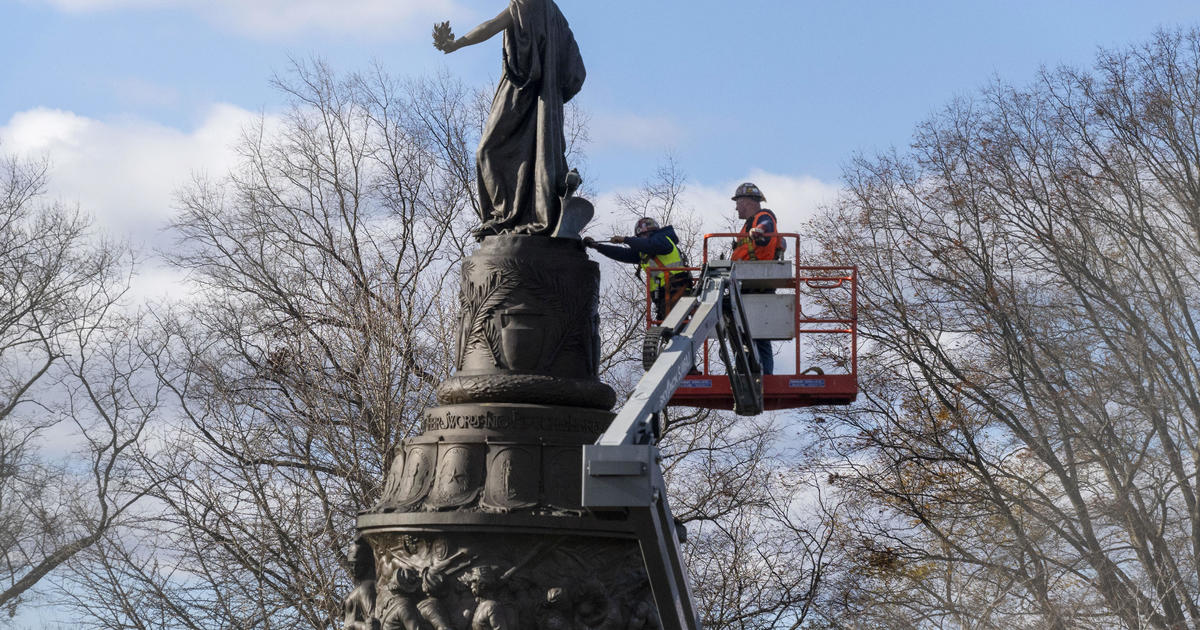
[642, 232, 858, 410]
[584, 233, 858, 628]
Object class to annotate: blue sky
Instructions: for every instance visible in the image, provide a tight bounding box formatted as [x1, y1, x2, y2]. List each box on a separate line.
[4, 0, 1200, 251]
[5, 3, 1200, 625]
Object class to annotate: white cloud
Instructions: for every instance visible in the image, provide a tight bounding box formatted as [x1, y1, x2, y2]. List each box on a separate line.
[692, 171, 840, 232]
[2, 108, 92, 153]
[737, 170, 841, 224]
[1, 104, 260, 300]
[25, 0, 467, 38]
[594, 170, 840, 238]
[2, 105, 253, 243]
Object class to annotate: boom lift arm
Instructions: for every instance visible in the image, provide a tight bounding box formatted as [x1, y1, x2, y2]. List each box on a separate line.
[582, 260, 764, 630]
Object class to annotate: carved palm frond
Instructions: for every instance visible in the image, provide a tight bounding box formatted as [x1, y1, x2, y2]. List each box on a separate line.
[462, 262, 520, 368]
[538, 267, 597, 372]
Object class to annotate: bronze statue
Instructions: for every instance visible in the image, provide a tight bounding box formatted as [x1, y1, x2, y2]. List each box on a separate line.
[538, 587, 572, 630]
[345, 13, 656, 622]
[414, 550, 475, 629]
[461, 565, 518, 629]
[434, 0, 586, 237]
[377, 566, 423, 630]
[343, 538, 382, 630]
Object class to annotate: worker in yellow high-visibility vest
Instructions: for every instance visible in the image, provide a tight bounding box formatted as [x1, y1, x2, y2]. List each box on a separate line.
[585, 217, 693, 321]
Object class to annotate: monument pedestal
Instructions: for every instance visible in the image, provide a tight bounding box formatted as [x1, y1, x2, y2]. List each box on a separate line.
[353, 236, 659, 629]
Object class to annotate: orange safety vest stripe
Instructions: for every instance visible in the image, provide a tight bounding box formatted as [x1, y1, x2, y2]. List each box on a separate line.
[732, 210, 780, 260]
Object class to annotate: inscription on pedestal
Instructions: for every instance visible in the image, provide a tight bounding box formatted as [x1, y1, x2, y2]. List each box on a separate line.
[422, 405, 612, 436]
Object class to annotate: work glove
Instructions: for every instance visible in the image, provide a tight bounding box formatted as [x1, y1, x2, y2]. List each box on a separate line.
[583, 236, 596, 248]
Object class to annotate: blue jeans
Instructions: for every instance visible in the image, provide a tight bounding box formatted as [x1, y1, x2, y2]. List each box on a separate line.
[755, 339, 773, 375]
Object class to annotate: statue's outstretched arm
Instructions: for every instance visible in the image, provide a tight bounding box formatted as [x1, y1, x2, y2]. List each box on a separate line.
[434, 8, 513, 54]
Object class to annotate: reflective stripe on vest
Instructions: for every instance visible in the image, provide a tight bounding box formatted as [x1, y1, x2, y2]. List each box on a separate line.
[639, 235, 685, 290]
[732, 210, 780, 261]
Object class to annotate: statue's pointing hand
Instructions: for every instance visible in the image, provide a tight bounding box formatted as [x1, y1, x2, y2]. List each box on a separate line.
[433, 10, 511, 56]
[433, 21, 457, 53]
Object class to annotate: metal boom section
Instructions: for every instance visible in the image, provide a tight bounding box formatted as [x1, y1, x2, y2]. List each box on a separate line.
[582, 261, 764, 630]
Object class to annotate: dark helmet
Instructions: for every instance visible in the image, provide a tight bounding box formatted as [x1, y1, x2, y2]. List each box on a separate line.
[732, 182, 766, 202]
[635, 217, 660, 236]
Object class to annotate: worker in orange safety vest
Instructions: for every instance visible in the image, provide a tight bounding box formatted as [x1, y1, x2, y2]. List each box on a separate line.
[729, 182, 783, 374]
[731, 182, 783, 261]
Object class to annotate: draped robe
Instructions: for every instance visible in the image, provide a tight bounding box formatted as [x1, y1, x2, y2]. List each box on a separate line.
[475, 0, 586, 236]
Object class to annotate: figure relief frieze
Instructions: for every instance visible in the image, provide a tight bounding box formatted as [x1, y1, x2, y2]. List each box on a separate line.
[343, 537, 382, 630]
[361, 533, 659, 630]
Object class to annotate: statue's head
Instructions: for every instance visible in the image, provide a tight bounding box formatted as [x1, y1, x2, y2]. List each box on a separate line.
[545, 586, 569, 608]
[346, 537, 375, 582]
[463, 565, 501, 596]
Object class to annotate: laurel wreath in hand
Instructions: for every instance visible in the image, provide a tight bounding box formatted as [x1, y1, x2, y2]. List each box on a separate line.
[432, 22, 456, 52]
